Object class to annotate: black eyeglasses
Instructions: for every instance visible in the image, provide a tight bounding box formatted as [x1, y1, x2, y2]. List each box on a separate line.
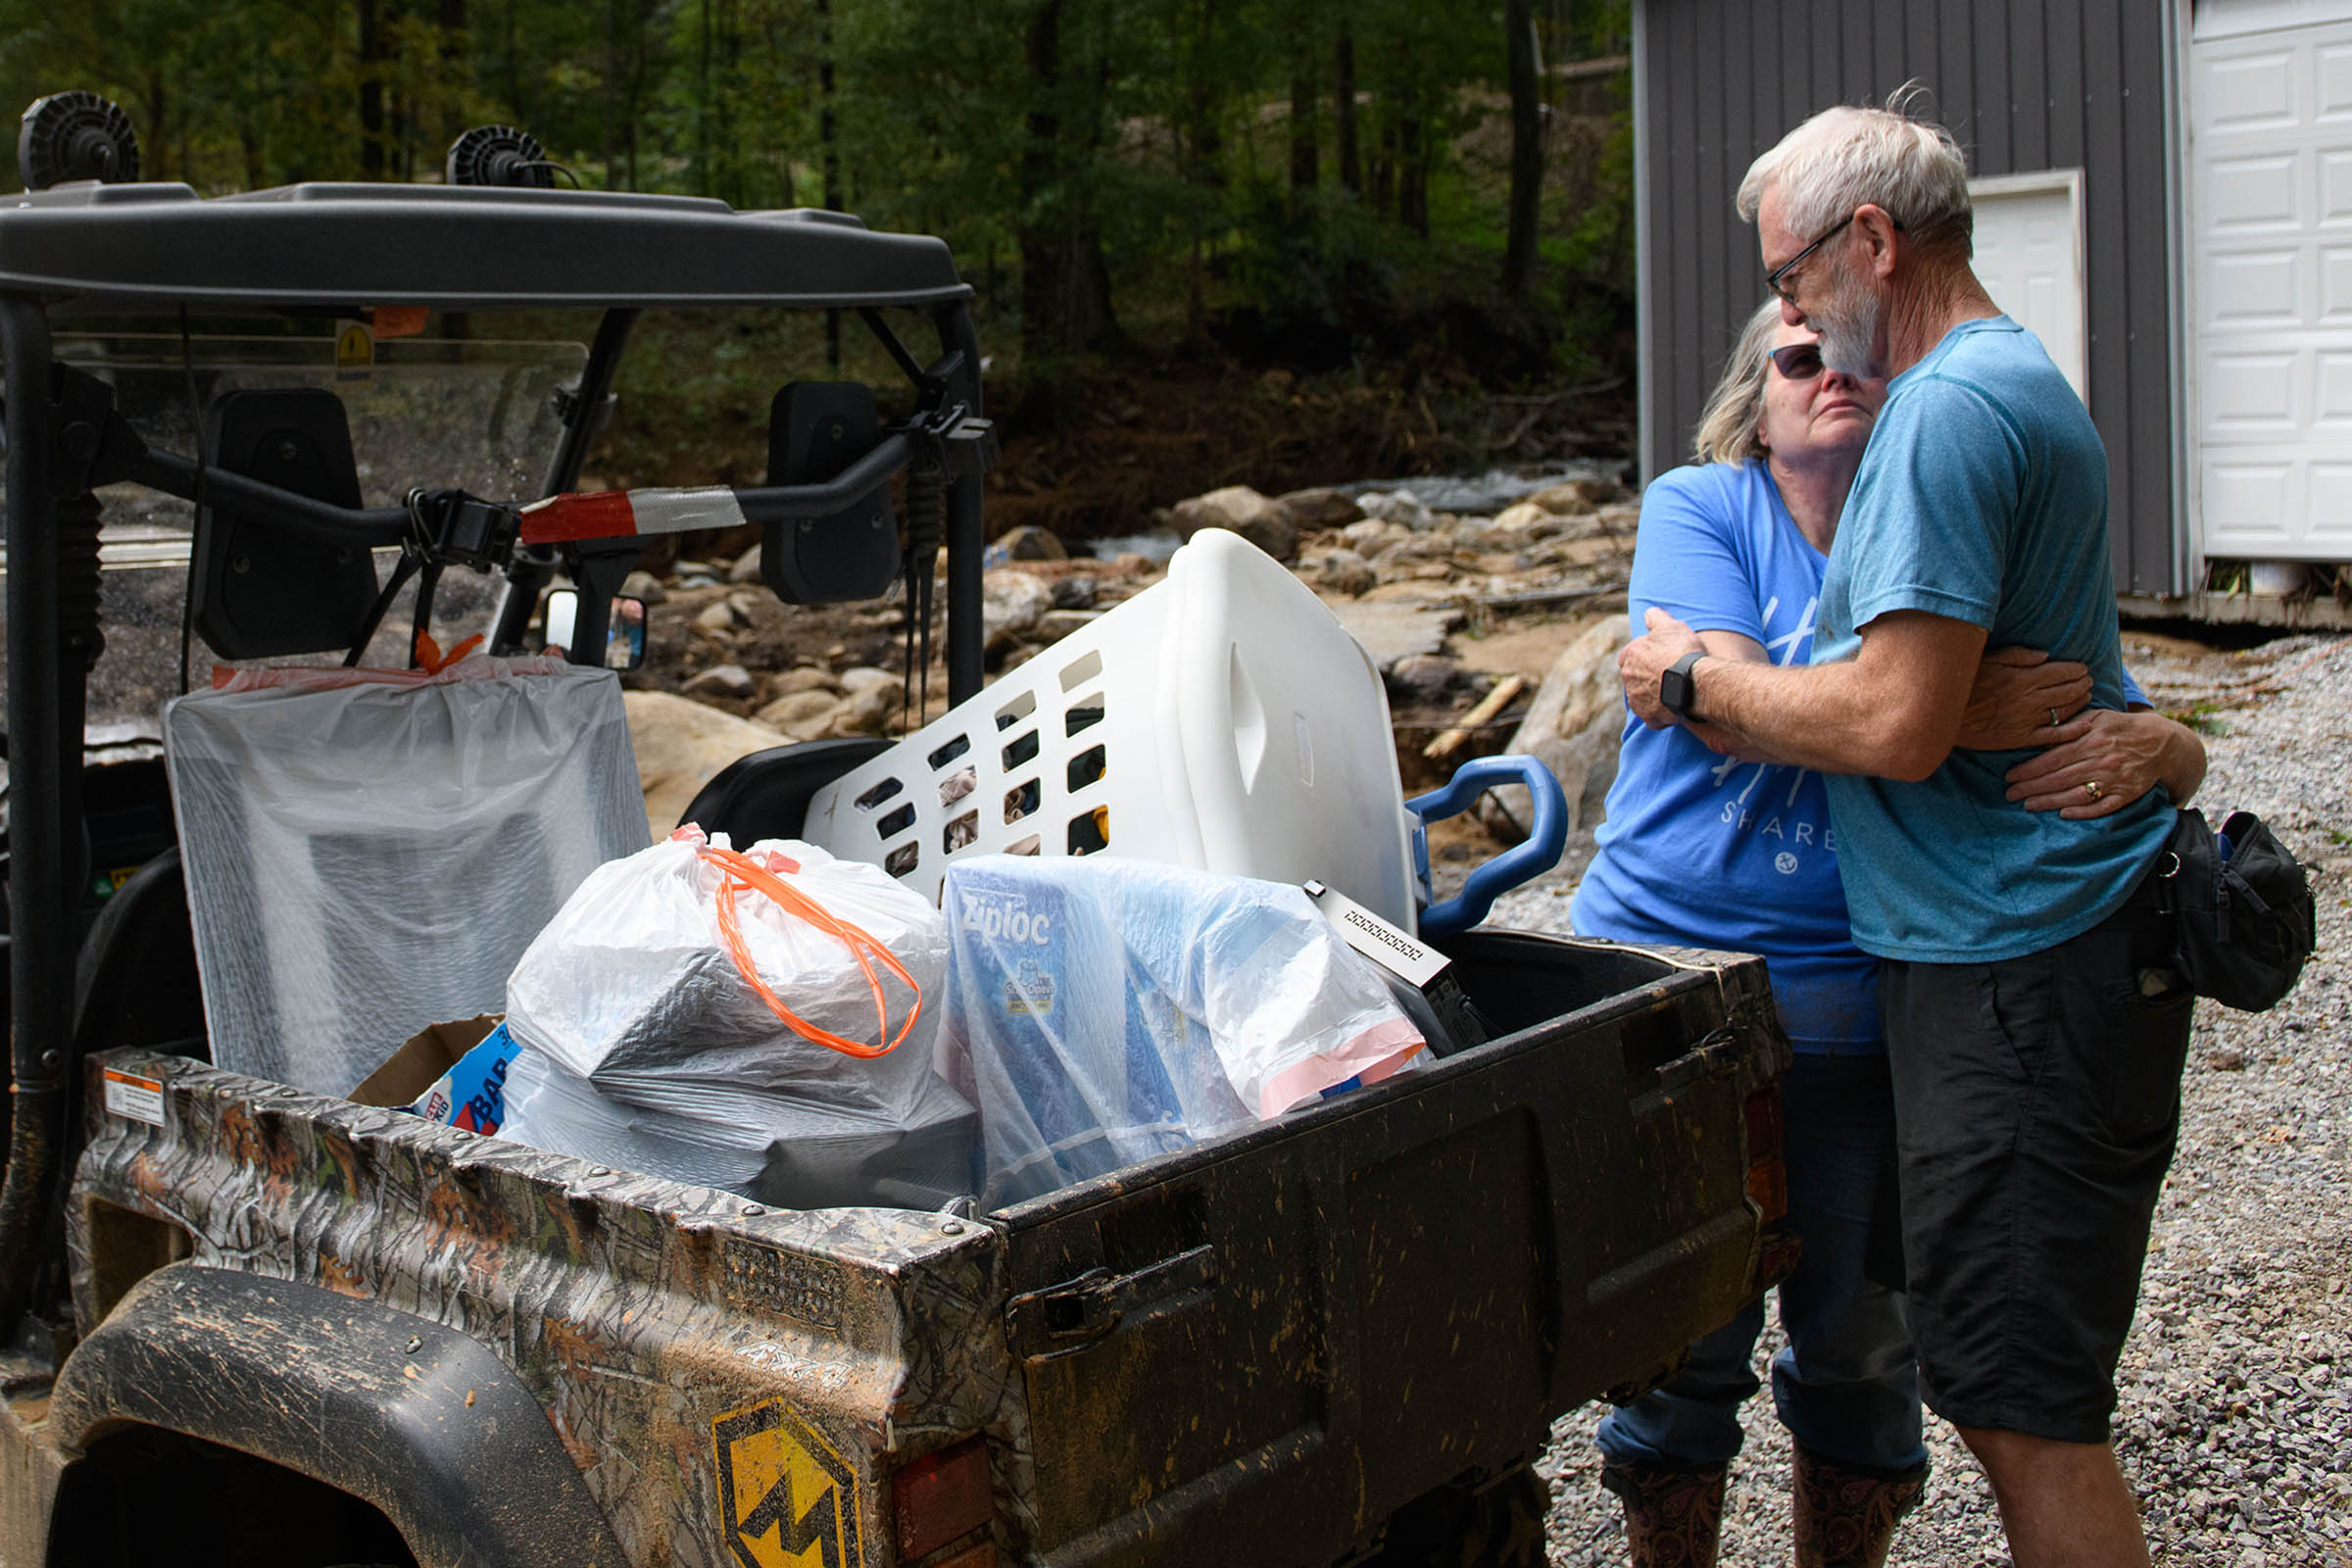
[1765, 212, 1855, 303]
[1767, 342, 1826, 380]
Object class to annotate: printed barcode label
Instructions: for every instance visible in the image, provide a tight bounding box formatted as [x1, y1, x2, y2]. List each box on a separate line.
[102, 1069, 165, 1127]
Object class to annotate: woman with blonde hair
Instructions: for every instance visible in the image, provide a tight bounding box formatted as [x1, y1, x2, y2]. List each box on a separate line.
[1574, 300, 2205, 1567]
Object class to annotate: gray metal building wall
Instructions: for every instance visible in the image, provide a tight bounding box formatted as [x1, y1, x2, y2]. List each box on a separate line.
[1633, 0, 2181, 595]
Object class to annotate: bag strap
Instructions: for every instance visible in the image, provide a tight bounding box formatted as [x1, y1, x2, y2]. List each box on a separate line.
[698, 844, 922, 1059]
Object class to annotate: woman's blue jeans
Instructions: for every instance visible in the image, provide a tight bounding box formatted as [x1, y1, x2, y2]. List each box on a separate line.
[1595, 1050, 1928, 1474]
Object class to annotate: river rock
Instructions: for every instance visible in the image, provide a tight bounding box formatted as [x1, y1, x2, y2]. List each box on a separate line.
[835, 678, 906, 734]
[1171, 485, 1299, 561]
[694, 600, 742, 634]
[1480, 617, 1632, 841]
[1276, 486, 1363, 529]
[837, 666, 903, 697]
[991, 524, 1068, 562]
[623, 691, 790, 840]
[983, 569, 1055, 651]
[1052, 574, 1099, 610]
[683, 662, 756, 699]
[1328, 601, 1460, 672]
[1357, 489, 1438, 531]
[620, 570, 667, 606]
[1528, 478, 1613, 514]
[1344, 518, 1414, 556]
[728, 545, 765, 583]
[756, 689, 841, 738]
[1388, 654, 1462, 704]
[1305, 547, 1376, 598]
[769, 665, 838, 696]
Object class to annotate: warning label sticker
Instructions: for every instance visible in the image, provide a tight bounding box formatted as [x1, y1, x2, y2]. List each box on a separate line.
[102, 1069, 165, 1127]
[712, 1397, 863, 1568]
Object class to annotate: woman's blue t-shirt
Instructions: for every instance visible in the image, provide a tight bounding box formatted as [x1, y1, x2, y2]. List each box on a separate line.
[1569, 460, 1881, 1052]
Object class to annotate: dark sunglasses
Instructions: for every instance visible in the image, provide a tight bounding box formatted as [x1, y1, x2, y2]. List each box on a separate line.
[1767, 342, 1826, 380]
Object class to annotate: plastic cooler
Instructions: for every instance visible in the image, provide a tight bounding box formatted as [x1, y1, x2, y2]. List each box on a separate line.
[802, 527, 1566, 936]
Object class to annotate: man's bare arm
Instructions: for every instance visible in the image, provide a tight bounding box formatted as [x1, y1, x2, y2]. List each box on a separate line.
[1621, 608, 1987, 779]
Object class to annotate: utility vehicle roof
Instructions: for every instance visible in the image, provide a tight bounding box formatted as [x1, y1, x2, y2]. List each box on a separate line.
[0, 182, 971, 312]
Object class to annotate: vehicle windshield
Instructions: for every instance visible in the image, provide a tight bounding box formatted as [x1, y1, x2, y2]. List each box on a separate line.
[0, 325, 585, 743]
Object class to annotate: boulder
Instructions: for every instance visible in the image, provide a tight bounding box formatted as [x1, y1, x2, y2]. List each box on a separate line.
[682, 663, 755, 699]
[756, 689, 842, 739]
[837, 666, 904, 697]
[727, 545, 764, 583]
[1493, 501, 1553, 532]
[1275, 485, 1363, 529]
[1387, 653, 1461, 705]
[1306, 547, 1376, 598]
[1170, 485, 1299, 562]
[1037, 609, 1103, 643]
[1328, 600, 1460, 672]
[1357, 489, 1437, 531]
[622, 691, 790, 840]
[768, 665, 838, 697]
[694, 600, 741, 634]
[990, 524, 1068, 563]
[835, 678, 906, 735]
[982, 569, 1055, 652]
[620, 570, 667, 606]
[1343, 518, 1413, 556]
[1479, 617, 1632, 842]
[1527, 477, 1615, 514]
[1051, 574, 1099, 611]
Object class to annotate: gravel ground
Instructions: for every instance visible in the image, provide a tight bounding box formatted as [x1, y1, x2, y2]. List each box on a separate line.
[1506, 629, 2352, 1566]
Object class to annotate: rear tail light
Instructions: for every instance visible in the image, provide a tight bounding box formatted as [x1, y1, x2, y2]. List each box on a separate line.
[892, 1436, 995, 1562]
[1742, 1087, 1788, 1223]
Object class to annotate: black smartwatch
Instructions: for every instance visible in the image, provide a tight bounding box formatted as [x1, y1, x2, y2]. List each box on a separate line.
[1659, 651, 1707, 720]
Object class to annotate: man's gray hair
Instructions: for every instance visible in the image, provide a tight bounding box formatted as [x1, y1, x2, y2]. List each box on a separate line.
[1736, 93, 1973, 257]
[1690, 300, 1786, 467]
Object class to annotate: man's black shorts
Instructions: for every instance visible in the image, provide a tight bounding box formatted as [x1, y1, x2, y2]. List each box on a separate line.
[1878, 888, 2194, 1444]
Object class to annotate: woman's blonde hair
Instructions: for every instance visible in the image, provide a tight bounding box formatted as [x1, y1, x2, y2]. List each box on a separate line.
[1690, 299, 1787, 466]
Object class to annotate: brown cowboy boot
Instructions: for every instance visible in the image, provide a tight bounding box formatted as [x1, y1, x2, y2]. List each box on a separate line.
[1789, 1446, 1927, 1568]
[1598, 1460, 1728, 1568]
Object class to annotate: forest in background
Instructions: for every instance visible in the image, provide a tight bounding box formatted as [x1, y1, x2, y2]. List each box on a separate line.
[0, 0, 1637, 513]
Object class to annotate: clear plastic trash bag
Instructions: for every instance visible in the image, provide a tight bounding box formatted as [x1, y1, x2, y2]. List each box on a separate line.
[499, 828, 975, 1209]
[939, 856, 1425, 1209]
[164, 658, 648, 1096]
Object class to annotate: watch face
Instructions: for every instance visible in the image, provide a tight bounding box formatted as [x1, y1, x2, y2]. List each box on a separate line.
[1662, 654, 1699, 718]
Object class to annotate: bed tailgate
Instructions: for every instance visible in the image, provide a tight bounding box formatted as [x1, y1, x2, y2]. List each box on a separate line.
[994, 930, 1792, 1568]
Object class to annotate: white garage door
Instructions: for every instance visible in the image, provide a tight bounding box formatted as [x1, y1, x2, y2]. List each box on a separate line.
[1970, 172, 2087, 405]
[2189, 8, 2352, 559]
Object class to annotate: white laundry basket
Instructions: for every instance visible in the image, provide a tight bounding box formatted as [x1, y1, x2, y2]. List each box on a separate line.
[803, 528, 1421, 928]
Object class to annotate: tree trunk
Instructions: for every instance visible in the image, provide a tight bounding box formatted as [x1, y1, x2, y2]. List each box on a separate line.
[1334, 23, 1358, 195]
[1502, 0, 1543, 296]
[1398, 111, 1428, 238]
[1289, 67, 1316, 201]
[359, 0, 385, 177]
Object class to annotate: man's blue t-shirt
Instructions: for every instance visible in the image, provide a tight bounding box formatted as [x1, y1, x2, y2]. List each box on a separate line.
[1813, 317, 2175, 962]
[1573, 460, 1881, 1053]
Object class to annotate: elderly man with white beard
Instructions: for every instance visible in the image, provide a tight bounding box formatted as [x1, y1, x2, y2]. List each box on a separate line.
[1618, 100, 2195, 1568]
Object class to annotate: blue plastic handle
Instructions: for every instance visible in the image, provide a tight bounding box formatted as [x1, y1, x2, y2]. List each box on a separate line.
[1406, 754, 1569, 940]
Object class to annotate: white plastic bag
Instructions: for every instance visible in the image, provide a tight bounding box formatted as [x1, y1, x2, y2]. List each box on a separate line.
[499, 827, 975, 1208]
[939, 855, 1425, 1208]
[164, 659, 647, 1095]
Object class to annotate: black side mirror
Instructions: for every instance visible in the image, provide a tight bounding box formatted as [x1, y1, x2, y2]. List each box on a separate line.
[543, 589, 645, 670]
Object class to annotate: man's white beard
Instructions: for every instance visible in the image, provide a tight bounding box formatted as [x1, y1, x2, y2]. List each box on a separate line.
[1812, 265, 1882, 379]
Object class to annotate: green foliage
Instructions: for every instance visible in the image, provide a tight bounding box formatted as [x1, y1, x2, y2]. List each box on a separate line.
[0, 0, 1634, 391]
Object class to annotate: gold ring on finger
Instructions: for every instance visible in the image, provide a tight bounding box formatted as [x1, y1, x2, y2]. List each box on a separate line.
[2082, 779, 2104, 802]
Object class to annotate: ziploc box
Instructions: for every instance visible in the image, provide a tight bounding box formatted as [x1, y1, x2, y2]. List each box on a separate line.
[348, 1014, 520, 1135]
[939, 858, 1241, 1207]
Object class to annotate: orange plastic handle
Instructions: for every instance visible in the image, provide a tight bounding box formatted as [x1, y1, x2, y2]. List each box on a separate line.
[413, 630, 485, 674]
[700, 845, 921, 1059]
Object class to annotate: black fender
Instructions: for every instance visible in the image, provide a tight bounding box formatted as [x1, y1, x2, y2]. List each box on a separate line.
[48, 1263, 626, 1568]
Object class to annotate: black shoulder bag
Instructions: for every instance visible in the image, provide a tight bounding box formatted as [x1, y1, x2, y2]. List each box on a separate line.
[2157, 808, 2318, 1013]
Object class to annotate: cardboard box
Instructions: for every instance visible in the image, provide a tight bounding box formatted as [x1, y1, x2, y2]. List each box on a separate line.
[350, 1014, 502, 1108]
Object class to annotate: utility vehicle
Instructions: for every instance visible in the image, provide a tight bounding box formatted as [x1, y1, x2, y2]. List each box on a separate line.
[0, 98, 1792, 1568]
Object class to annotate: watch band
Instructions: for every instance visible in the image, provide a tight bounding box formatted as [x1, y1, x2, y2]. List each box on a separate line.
[1660, 650, 1707, 720]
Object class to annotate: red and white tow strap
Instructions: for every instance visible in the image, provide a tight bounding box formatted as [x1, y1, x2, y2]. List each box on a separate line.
[518, 486, 751, 544]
